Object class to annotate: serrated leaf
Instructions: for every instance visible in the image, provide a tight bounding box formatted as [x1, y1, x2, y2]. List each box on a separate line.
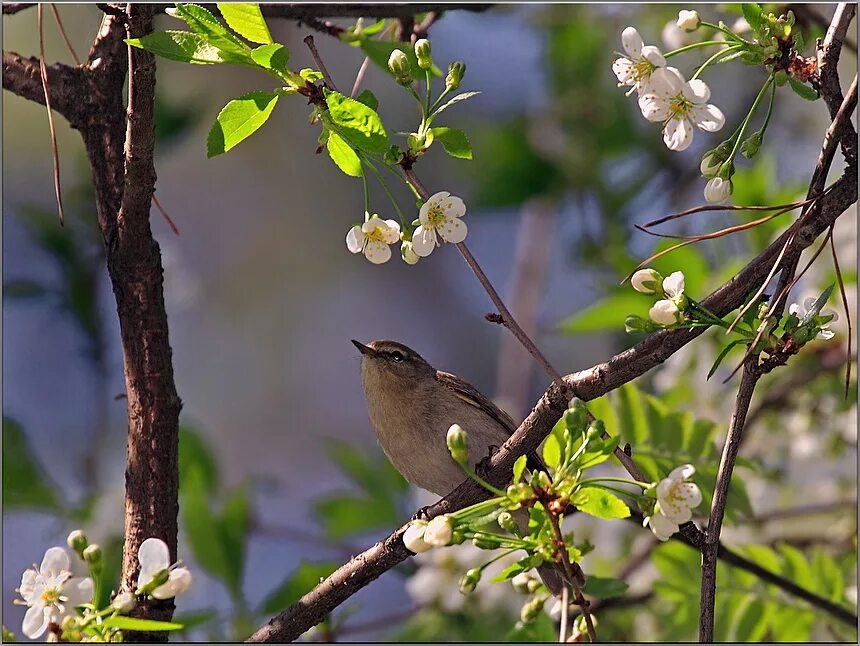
[788, 76, 819, 101]
[207, 91, 279, 157]
[572, 487, 630, 519]
[355, 89, 379, 111]
[126, 31, 231, 65]
[217, 3, 272, 44]
[433, 91, 481, 117]
[324, 89, 389, 154]
[430, 127, 472, 159]
[542, 434, 561, 469]
[326, 132, 363, 177]
[168, 4, 253, 63]
[3, 417, 60, 510]
[101, 617, 184, 631]
[512, 454, 528, 483]
[489, 560, 528, 583]
[581, 575, 629, 598]
[261, 562, 339, 614]
[250, 43, 289, 71]
[741, 3, 763, 30]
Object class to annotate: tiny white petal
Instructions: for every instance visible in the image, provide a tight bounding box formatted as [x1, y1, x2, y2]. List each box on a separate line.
[669, 464, 696, 480]
[612, 57, 635, 84]
[704, 177, 732, 203]
[23, 605, 51, 640]
[662, 271, 685, 299]
[621, 26, 643, 58]
[646, 512, 678, 541]
[364, 240, 392, 264]
[346, 225, 364, 254]
[640, 45, 666, 67]
[789, 303, 802, 316]
[40, 547, 70, 576]
[382, 219, 401, 243]
[411, 225, 437, 257]
[438, 217, 468, 244]
[692, 103, 725, 132]
[683, 79, 711, 103]
[152, 568, 192, 600]
[137, 538, 171, 586]
[403, 521, 433, 553]
[632, 269, 661, 294]
[63, 577, 94, 609]
[649, 299, 681, 325]
[663, 116, 694, 151]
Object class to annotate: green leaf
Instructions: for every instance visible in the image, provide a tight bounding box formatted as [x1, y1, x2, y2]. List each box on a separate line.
[581, 575, 629, 598]
[101, 617, 183, 631]
[512, 454, 528, 483]
[355, 89, 379, 112]
[489, 559, 529, 583]
[326, 132, 363, 177]
[800, 284, 834, 325]
[4, 279, 49, 299]
[707, 339, 745, 380]
[126, 31, 231, 65]
[558, 292, 648, 334]
[434, 91, 481, 117]
[788, 76, 819, 101]
[2, 417, 60, 510]
[219, 486, 250, 595]
[731, 594, 771, 641]
[430, 127, 472, 160]
[741, 3, 763, 30]
[167, 4, 253, 63]
[217, 3, 272, 43]
[358, 40, 426, 81]
[324, 439, 408, 494]
[250, 43, 289, 71]
[572, 487, 630, 519]
[261, 562, 339, 614]
[542, 434, 561, 470]
[324, 89, 389, 154]
[181, 465, 233, 589]
[179, 426, 218, 490]
[207, 91, 279, 157]
[313, 495, 399, 538]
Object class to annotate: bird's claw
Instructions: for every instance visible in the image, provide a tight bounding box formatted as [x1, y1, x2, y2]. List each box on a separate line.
[475, 445, 499, 479]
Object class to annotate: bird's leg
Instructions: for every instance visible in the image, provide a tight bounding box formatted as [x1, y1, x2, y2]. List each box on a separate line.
[475, 444, 500, 479]
[411, 506, 433, 521]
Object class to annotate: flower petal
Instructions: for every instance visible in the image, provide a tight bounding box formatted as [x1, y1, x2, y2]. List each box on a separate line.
[40, 547, 70, 577]
[19, 568, 39, 602]
[346, 225, 364, 254]
[137, 538, 171, 585]
[363, 240, 392, 264]
[23, 605, 51, 640]
[411, 225, 437, 257]
[660, 500, 693, 524]
[612, 57, 634, 84]
[638, 93, 670, 122]
[641, 45, 666, 67]
[438, 217, 468, 244]
[382, 219, 401, 243]
[63, 577, 94, 609]
[646, 512, 678, 541]
[683, 79, 711, 103]
[669, 464, 696, 481]
[152, 568, 192, 600]
[789, 303, 803, 316]
[441, 195, 466, 219]
[663, 116, 694, 151]
[621, 26, 643, 58]
[648, 66, 685, 98]
[649, 299, 680, 325]
[662, 271, 685, 298]
[691, 103, 725, 132]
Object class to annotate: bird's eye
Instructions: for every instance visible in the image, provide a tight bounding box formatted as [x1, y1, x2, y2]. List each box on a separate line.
[390, 350, 406, 363]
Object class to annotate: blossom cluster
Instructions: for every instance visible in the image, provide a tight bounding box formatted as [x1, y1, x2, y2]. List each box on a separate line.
[14, 532, 190, 641]
[630, 268, 689, 327]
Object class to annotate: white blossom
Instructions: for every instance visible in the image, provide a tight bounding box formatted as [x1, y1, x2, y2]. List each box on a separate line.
[649, 299, 682, 325]
[644, 509, 679, 541]
[401, 240, 420, 265]
[111, 592, 136, 614]
[137, 538, 192, 600]
[655, 464, 703, 523]
[411, 192, 468, 257]
[632, 268, 662, 294]
[403, 521, 433, 553]
[423, 515, 455, 547]
[346, 217, 401, 264]
[789, 297, 839, 339]
[16, 547, 94, 639]
[612, 27, 666, 95]
[677, 10, 701, 32]
[662, 271, 685, 300]
[638, 67, 725, 151]
[704, 177, 732, 203]
[661, 20, 697, 51]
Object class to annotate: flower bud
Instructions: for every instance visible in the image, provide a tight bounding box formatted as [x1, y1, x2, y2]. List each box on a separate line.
[536, 470, 552, 489]
[111, 592, 136, 614]
[497, 511, 519, 534]
[388, 49, 412, 85]
[414, 39, 432, 70]
[423, 514, 454, 547]
[67, 530, 88, 555]
[631, 268, 662, 294]
[740, 131, 763, 159]
[676, 10, 700, 32]
[511, 571, 533, 593]
[458, 567, 481, 594]
[703, 177, 732, 203]
[713, 140, 733, 163]
[446, 61, 465, 90]
[526, 578, 544, 593]
[61, 616, 77, 632]
[83, 544, 102, 567]
[564, 399, 588, 433]
[624, 315, 656, 334]
[446, 424, 469, 464]
[756, 302, 770, 320]
[520, 597, 545, 624]
[407, 132, 427, 153]
[649, 299, 682, 325]
[401, 240, 420, 265]
[700, 152, 721, 178]
[403, 520, 433, 553]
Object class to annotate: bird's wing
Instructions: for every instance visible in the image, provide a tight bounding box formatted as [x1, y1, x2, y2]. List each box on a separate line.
[435, 370, 547, 473]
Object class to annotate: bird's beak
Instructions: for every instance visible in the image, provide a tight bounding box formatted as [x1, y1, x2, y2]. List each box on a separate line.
[351, 339, 375, 356]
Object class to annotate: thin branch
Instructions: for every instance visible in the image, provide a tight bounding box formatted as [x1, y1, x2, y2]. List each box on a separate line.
[817, 3, 857, 163]
[38, 4, 65, 225]
[259, 4, 492, 20]
[1, 2, 35, 15]
[750, 500, 857, 524]
[49, 4, 82, 66]
[548, 512, 595, 642]
[303, 35, 337, 92]
[699, 357, 761, 642]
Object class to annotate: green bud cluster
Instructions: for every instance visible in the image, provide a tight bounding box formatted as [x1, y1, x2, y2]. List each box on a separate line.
[388, 50, 412, 85]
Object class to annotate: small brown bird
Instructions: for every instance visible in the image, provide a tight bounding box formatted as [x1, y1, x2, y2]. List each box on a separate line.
[352, 339, 568, 593]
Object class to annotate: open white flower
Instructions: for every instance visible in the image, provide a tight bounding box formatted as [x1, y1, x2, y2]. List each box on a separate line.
[662, 271, 685, 300]
[656, 464, 703, 524]
[346, 217, 401, 264]
[137, 538, 192, 600]
[638, 67, 725, 151]
[612, 27, 666, 95]
[789, 297, 839, 339]
[644, 510, 679, 541]
[17, 547, 94, 639]
[411, 192, 467, 257]
[704, 177, 733, 203]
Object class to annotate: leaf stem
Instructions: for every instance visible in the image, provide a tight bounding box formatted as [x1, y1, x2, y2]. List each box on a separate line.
[691, 44, 743, 80]
[727, 76, 774, 162]
[664, 40, 739, 57]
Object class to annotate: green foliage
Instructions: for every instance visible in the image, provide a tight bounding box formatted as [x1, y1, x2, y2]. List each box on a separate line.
[261, 561, 339, 614]
[323, 90, 390, 154]
[249, 43, 289, 71]
[652, 540, 857, 641]
[787, 76, 818, 101]
[581, 575, 629, 598]
[127, 31, 239, 65]
[168, 4, 255, 62]
[216, 3, 272, 44]
[326, 132, 363, 177]
[207, 91, 280, 157]
[100, 617, 184, 631]
[2, 417, 60, 510]
[179, 426, 219, 491]
[430, 127, 473, 160]
[588, 383, 754, 521]
[432, 91, 481, 117]
[571, 487, 630, 520]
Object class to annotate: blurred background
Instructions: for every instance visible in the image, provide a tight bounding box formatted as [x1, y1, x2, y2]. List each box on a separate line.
[3, 3, 857, 641]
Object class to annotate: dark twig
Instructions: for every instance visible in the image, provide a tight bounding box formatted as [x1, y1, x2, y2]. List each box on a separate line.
[303, 35, 337, 92]
[38, 4, 65, 225]
[699, 357, 761, 642]
[49, 4, 82, 66]
[548, 512, 596, 642]
[297, 15, 343, 38]
[152, 194, 179, 236]
[1, 2, 35, 15]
